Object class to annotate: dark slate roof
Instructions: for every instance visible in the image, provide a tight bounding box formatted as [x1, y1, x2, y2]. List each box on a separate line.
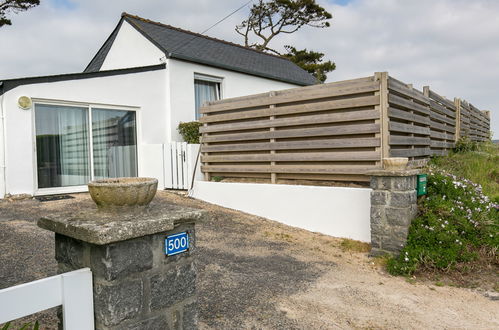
[85, 13, 317, 86]
[0, 64, 166, 96]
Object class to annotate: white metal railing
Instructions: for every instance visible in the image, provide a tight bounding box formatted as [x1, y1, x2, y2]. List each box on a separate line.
[0, 268, 94, 329]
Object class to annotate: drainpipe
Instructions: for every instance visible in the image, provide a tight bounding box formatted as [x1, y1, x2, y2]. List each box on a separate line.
[0, 82, 6, 198]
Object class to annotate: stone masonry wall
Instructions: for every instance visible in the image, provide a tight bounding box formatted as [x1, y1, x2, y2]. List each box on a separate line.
[370, 173, 418, 256]
[55, 222, 197, 330]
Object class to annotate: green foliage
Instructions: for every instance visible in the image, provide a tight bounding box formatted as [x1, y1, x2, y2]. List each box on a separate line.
[283, 46, 335, 83]
[430, 141, 499, 202]
[453, 137, 479, 153]
[0, 0, 40, 27]
[211, 176, 224, 182]
[177, 121, 202, 144]
[387, 171, 498, 276]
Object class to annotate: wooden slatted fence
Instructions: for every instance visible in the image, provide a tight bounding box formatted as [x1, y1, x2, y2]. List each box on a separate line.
[199, 72, 491, 184]
[200, 76, 382, 183]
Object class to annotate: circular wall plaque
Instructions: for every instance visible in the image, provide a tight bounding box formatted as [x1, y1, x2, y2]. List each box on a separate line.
[18, 96, 32, 110]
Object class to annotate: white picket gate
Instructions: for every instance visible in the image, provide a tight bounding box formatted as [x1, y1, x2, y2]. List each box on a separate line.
[165, 142, 192, 190]
[0, 268, 94, 329]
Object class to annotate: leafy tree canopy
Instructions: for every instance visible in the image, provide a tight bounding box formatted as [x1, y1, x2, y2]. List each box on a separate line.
[0, 0, 40, 27]
[236, 0, 335, 83]
[283, 46, 335, 83]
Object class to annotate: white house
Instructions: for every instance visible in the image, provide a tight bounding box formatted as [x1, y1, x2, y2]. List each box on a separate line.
[0, 13, 316, 198]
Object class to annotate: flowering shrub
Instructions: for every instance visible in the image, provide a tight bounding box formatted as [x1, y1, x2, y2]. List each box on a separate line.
[387, 170, 499, 275]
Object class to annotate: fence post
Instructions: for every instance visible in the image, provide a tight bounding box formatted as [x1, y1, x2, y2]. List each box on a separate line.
[454, 98, 461, 141]
[375, 72, 390, 162]
[269, 91, 277, 184]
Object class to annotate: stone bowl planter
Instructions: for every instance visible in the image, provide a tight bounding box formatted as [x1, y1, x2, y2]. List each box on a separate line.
[383, 157, 409, 171]
[88, 177, 158, 208]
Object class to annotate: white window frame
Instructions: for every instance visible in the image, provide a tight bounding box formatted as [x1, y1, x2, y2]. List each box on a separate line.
[31, 99, 141, 196]
[194, 73, 223, 120]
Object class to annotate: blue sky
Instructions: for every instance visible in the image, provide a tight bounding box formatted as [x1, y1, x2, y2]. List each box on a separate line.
[1, 0, 498, 137]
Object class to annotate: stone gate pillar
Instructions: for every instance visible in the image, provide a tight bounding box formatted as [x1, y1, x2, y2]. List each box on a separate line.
[368, 169, 419, 256]
[38, 203, 203, 330]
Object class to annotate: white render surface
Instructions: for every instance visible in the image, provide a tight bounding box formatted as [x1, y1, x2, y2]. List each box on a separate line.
[1, 68, 166, 196]
[100, 21, 164, 71]
[191, 181, 372, 242]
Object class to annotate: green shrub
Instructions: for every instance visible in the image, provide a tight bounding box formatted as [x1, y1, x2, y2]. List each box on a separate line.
[387, 170, 498, 276]
[453, 137, 479, 153]
[177, 121, 202, 144]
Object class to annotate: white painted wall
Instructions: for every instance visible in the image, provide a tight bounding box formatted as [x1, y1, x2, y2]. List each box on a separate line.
[100, 21, 164, 71]
[191, 181, 372, 242]
[2, 68, 166, 196]
[167, 59, 300, 141]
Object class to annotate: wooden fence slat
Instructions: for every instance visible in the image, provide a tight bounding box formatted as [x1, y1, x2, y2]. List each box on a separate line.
[388, 93, 430, 115]
[201, 151, 381, 163]
[389, 122, 430, 135]
[389, 136, 430, 146]
[428, 90, 456, 110]
[200, 109, 379, 133]
[201, 138, 381, 152]
[202, 123, 381, 143]
[388, 78, 429, 105]
[388, 107, 431, 125]
[390, 147, 430, 157]
[201, 80, 380, 114]
[201, 165, 376, 174]
[200, 95, 380, 123]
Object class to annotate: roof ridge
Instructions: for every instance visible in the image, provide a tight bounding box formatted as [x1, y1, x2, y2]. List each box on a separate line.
[121, 12, 291, 62]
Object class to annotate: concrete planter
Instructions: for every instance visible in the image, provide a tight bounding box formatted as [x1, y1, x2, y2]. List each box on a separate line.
[88, 177, 158, 208]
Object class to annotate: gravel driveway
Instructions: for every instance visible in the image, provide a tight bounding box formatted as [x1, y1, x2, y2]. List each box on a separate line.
[1, 191, 497, 329]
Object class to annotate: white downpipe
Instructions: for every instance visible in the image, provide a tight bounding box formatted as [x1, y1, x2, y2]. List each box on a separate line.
[0, 84, 6, 198]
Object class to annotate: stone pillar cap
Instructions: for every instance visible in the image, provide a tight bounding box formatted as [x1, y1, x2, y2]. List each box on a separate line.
[38, 201, 204, 245]
[367, 169, 420, 177]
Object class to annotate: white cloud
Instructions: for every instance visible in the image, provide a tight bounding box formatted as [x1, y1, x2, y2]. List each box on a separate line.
[0, 0, 497, 136]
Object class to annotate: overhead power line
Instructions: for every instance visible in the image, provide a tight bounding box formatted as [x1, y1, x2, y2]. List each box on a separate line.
[168, 0, 254, 56]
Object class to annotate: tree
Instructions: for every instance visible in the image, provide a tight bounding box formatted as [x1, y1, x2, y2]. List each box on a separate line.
[236, 0, 335, 82]
[0, 0, 40, 27]
[283, 46, 335, 83]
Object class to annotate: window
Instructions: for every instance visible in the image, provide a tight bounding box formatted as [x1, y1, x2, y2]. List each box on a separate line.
[35, 103, 137, 189]
[194, 74, 222, 119]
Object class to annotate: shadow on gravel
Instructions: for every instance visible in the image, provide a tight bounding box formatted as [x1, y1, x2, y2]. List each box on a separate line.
[197, 246, 324, 329]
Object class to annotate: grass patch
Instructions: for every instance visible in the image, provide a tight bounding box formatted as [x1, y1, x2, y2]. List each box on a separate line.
[340, 239, 371, 253]
[430, 140, 499, 203]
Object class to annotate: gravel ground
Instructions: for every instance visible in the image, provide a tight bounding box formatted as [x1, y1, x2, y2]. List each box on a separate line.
[1, 191, 498, 329]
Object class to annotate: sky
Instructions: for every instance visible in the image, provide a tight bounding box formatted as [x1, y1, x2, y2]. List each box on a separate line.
[0, 0, 498, 137]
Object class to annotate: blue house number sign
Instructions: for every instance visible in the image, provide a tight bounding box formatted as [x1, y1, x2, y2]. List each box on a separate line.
[165, 232, 189, 256]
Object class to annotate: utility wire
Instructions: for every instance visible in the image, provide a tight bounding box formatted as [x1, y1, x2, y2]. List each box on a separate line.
[168, 0, 254, 56]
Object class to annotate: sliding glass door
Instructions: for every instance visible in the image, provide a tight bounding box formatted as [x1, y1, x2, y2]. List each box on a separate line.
[35, 103, 137, 190]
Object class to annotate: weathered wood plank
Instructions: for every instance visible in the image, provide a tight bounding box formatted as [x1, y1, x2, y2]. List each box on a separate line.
[429, 99, 456, 118]
[430, 130, 455, 140]
[389, 122, 430, 135]
[388, 78, 429, 105]
[201, 80, 380, 114]
[201, 165, 376, 174]
[200, 95, 380, 123]
[202, 123, 381, 142]
[429, 110, 455, 126]
[390, 136, 430, 146]
[388, 93, 430, 115]
[390, 147, 430, 157]
[201, 151, 381, 163]
[430, 140, 455, 148]
[428, 89, 456, 110]
[430, 120, 455, 133]
[200, 109, 379, 133]
[201, 138, 381, 152]
[388, 107, 431, 125]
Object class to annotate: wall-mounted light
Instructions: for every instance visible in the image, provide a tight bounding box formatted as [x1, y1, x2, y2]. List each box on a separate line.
[18, 96, 32, 110]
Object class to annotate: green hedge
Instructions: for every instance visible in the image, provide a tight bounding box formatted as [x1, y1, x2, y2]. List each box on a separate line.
[177, 121, 202, 144]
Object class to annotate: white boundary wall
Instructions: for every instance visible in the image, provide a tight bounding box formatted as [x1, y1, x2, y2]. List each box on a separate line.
[191, 181, 372, 242]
